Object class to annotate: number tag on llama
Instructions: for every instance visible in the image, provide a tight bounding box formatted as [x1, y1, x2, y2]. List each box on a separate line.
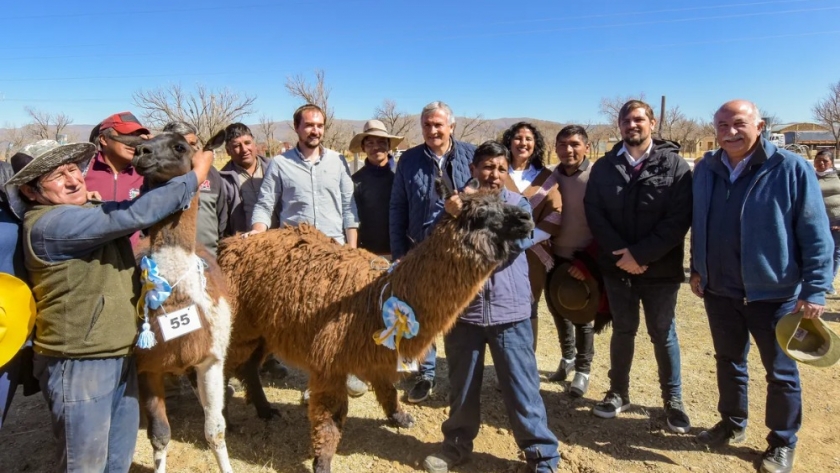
[397, 356, 418, 373]
[158, 305, 202, 341]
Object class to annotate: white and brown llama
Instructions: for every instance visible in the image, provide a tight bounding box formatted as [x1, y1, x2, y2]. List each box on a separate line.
[112, 131, 233, 473]
[218, 178, 535, 473]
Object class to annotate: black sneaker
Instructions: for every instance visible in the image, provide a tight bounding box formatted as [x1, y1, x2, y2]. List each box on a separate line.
[696, 421, 746, 447]
[760, 445, 795, 473]
[592, 391, 630, 419]
[407, 378, 435, 403]
[548, 358, 574, 383]
[664, 398, 691, 433]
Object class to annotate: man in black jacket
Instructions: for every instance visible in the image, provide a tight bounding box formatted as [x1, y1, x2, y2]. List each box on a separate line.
[583, 100, 692, 433]
[349, 120, 403, 256]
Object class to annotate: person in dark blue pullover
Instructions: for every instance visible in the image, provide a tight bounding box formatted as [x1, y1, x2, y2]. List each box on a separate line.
[690, 100, 833, 473]
[5, 140, 212, 473]
[422, 141, 560, 473]
[389, 101, 474, 404]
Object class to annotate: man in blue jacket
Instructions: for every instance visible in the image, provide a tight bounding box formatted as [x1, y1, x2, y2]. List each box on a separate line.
[690, 100, 832, 473]
[389, 101, 474, 403]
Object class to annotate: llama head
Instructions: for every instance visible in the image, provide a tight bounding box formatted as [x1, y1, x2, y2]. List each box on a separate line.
[107, 130, 226, 187]
[435, 177, 534, 265]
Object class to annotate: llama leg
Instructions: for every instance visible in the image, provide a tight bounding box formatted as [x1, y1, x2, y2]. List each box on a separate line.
[196, 361, 234, 473]
[139, 372, 171, 473]
[370, 377, 414, 428]
[238, 341, 278, 419]
[308, 375, 348, 473]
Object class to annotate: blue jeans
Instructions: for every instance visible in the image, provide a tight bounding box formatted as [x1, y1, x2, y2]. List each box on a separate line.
[33, 355, 140, 473]
[442, 320, 560, 472]
[703, 293, 801, 448]
[0, 348, 24, 429]
[831, 230, 840, 283]
[418, 343, 436, 381]
[602, 277, 682, 400]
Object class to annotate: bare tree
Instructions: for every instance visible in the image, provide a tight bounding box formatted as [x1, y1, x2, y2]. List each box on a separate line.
[374, 99, 415, 145]
[0, 124, 28, 158]
[285, 69, 346, 150]
[813, 80, 840, 153]
[257, 115, 279, 156]
[759, 108, 782, 133]
[658, 105, 704, 155]
[132, 83, 256, 143]
[599, 93, 647, 140]
[23, 107, 74, 141]
[455, 114, 492, 144]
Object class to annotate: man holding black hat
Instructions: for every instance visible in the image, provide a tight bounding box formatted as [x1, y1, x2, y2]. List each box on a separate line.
[5, 139, 214, 473]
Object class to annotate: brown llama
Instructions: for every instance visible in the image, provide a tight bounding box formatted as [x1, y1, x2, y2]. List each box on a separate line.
[218, 180, 534, 473]
[111, 131, 234, 473]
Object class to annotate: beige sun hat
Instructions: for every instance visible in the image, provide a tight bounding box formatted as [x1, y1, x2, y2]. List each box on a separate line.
[348, 120, 404, 154]
[776, 311, 840, 368]
[4, 141, 96, 219]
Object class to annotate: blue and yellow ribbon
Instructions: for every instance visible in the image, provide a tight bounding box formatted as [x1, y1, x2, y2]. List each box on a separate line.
[373, 296, 419, 369]
[135, 256, 172, 349]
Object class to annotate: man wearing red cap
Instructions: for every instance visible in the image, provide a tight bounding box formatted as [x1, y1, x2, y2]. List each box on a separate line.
[84, 111, 150, 247]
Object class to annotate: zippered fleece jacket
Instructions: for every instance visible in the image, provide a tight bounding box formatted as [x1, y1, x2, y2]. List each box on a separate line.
[583, 139, 693, 283]
[692, 139, 833, 305]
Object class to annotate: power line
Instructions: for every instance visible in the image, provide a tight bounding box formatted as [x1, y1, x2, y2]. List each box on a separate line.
[0, 3, 834, 64]
[1, 29, 837, 88]
[434, 5, 840, 41]
[0, 0, 828, 52]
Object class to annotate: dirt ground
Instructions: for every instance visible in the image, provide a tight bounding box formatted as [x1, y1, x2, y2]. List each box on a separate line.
[2, 278, 840, 473]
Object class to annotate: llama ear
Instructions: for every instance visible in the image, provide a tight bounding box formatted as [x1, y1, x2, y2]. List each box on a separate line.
[465, 178, 480, 191]
[106, 133, 146, 148]
[435, 177, 453, 200]
[204, 130, 226, 151]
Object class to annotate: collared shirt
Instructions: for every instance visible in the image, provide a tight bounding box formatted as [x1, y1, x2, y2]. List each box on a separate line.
[251, 146, 359, 244]
[616, 140, 654, 167]
[722, 150, 755, 183]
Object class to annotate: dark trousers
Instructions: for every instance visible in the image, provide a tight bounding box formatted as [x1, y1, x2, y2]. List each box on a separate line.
[442, 320, 559, 472]
[602, 277, 682, 400]
[34, 354, 139, 473]
[703, 293, 801, 448]
[545, 263, 594, 372]
[556, 318, 594, 373]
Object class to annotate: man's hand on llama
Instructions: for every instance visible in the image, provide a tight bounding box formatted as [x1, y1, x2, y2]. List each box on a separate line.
[444, 195, 463, 217]
[242, 223, 268, 239]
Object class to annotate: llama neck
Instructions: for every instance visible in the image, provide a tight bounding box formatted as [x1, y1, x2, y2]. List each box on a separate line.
[148, 193, 200, 254]
[388, 222, 498, 349]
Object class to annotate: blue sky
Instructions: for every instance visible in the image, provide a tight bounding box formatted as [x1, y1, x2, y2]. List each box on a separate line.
[1, 0, 839, 126]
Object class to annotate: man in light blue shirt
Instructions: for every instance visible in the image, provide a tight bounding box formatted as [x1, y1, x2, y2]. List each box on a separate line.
[246, 104, 358, 245]
[243, 103, 365, 398]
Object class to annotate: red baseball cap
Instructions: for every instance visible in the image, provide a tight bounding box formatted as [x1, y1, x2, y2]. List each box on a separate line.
[99, 111, 150, 135]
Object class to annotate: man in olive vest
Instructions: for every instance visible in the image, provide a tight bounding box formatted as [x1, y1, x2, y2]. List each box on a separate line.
[5, 140, 213, 473]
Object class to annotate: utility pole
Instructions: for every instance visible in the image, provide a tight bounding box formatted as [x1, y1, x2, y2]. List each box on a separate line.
[658, 95, 666, 137]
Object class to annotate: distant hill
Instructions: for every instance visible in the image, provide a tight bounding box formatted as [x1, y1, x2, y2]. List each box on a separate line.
[0, 116, 584, 159]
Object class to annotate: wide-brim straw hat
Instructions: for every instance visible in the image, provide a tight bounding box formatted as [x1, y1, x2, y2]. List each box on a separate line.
[3, 141, 96, 219]
[0, 273, 36, 368]
[776, 310, 840, 368]
[5, 142, 95, 187]
[546, 262, 599, 325]
[348, 119, 404, 154]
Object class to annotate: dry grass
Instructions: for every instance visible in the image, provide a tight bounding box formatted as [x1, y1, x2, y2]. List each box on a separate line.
[2, 260, 840, 473]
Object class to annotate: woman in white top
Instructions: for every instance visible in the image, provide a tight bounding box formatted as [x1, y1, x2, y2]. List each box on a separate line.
[501, 122, 563, 350]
